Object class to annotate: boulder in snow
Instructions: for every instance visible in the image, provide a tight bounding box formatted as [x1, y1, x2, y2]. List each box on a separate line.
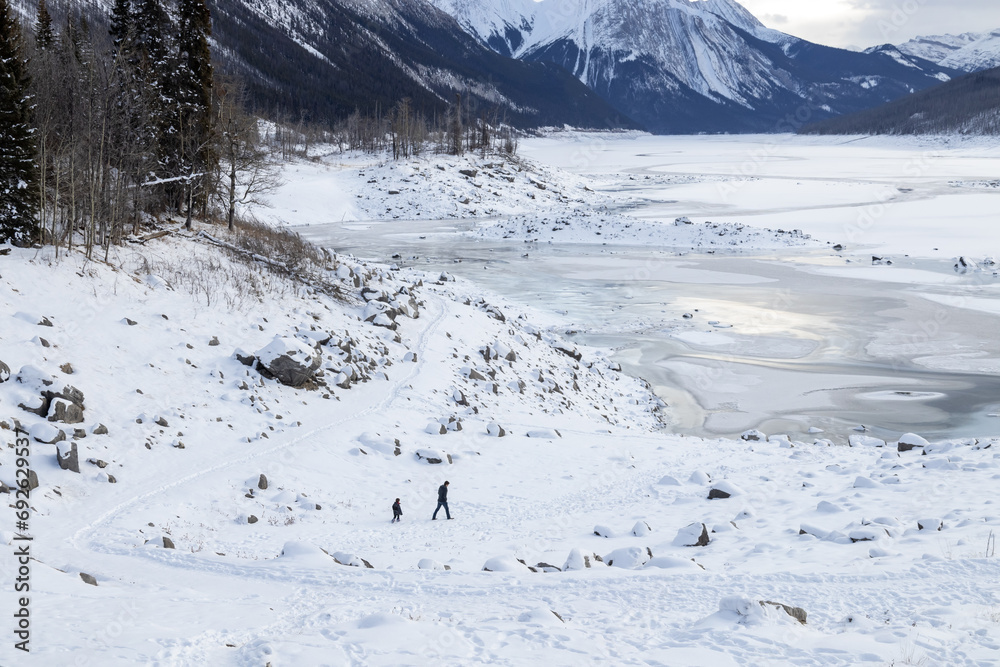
[56, 442, 80, 473]
[415, 448, 450, 465]
[741, 429, 766, 442]
[631, 521, 652, 537]
[482, 555, 531, 573]
[252, 336, 322, 388]
[486, 422, 506, 437]
[673, 523, 711, 547]
[417, 558, 450, 571]
[605, 546, 652, 569]
[0, 360, 9, 383]
[332, 551, 374, 568]
[593, 525, 615, 538]
[849, 434, 886, 448]
[688, 471, 711, 485]
[897, 433, 929, 452]
[708, 481, 744, 500]
[563, 548, 604, 570]
[645, 557, 705, 571]
[917, 518, 943, 532]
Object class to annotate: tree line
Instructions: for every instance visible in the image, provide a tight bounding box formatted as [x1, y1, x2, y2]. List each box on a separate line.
[0, 0, 519, 252]
[801, 66, 1000, 137]
[0, 0, 271, 252]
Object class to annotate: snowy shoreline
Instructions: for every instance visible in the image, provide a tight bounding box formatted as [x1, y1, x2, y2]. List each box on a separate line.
[3, 132, 1000, 664]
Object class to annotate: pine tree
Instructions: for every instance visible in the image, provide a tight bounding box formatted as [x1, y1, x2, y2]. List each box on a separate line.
[133, 0, 179, 210]
[176, 0, 214, 224]
[0, 0, 39, 245]
[33, 0, 53, 50]
[109, 0, 133, 51]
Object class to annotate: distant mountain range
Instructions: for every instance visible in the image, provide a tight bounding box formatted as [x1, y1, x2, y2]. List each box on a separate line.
[895, 29, 1000, 73]
[800, 66, 1000, 136]
[22, 0, 977, 134]
[428, 0, 961, 133]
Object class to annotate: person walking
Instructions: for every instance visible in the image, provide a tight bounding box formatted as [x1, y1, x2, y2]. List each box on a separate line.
[391, 498, 402, 523]
[432, 481, 452, 520]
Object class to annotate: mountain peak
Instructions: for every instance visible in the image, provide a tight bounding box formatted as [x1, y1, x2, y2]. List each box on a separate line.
[896, 28, 1000, 72]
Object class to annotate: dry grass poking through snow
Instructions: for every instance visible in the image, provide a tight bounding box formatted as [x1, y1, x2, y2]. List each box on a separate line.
[131, 218, 344, 310]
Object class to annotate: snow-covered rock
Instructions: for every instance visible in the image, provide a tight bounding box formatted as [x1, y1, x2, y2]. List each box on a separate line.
[482, 555, 531, 572]
[604, 546, 651, 569]
[252, 336, 322, 388]
[673, 523, 711, 547]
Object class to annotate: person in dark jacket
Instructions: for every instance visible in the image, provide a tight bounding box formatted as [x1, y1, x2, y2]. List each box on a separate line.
[432, 481, 451, 520]
[391, 498, 402, 523]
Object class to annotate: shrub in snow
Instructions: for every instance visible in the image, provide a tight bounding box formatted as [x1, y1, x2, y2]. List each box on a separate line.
[673, 523, 711, 547]
[605, 546, 652, 569]
[632, 521, 652, 537]
[897, 433, 929, 452]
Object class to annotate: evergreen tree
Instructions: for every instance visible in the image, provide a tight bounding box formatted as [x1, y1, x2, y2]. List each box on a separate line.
[133, 0, 179, 209]
[33, 0, 53, 50]
[109, 0, 133, 51]
[176, 0, 214, 223]
[0, 0, 38, 245]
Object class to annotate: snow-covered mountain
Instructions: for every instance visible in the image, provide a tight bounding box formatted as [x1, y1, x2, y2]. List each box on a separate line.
[896, 29, 1000, 72]
[30, 0, 634, 131]
[430, 0, 961, 133]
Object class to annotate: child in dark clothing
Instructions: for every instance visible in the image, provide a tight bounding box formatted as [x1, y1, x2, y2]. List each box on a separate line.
[391, 498, 402, 523]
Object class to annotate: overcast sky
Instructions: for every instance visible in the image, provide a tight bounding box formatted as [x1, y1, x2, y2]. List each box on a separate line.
[734, 0, 1000, 50]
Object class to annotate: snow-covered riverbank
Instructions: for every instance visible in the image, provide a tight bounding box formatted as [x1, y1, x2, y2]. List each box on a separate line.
[3, 133, 1000, 665]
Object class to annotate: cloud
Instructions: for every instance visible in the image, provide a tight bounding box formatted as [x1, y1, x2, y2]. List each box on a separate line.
[762, 13, 789, 25]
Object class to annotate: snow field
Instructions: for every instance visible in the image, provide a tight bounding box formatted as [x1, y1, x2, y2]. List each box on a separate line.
[3, 132, 1000, 664]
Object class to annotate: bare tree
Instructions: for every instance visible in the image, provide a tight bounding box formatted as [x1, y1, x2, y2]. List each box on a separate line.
[213, 78, 281, 231]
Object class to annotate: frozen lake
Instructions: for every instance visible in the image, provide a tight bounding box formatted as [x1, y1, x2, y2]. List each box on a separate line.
[296, 134, 1000, 442]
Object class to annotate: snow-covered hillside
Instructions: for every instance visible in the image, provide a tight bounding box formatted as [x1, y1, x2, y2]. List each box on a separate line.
[4, 132, 1000, 663]
[898, 29, 1000, 72]
[3, 229, 1000, 664]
